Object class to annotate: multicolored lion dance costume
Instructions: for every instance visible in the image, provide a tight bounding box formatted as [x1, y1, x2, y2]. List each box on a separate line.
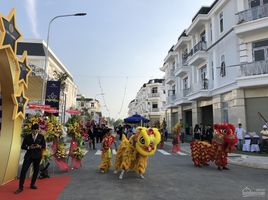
[191, 123, 238, 170]
[114, 127, 161, 179]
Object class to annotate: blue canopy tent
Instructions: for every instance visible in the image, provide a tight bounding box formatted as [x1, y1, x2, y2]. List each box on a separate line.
[124, 114, 150, 126]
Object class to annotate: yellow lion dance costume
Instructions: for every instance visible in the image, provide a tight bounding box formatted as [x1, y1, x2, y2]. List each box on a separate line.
[114, 127, 161, 179]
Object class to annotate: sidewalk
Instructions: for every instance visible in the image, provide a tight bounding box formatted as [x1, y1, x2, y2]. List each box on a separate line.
[165, 140, 268, 170]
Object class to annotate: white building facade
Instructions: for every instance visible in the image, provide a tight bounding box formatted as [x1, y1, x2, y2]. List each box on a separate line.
[161, 0, 268, 134]
[128, 79, 166, 125]
[17, 39, 78, 117]
[76, 95, 101, 122]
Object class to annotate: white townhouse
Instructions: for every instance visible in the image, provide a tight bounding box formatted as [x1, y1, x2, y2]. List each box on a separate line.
[17, 39, 78, 117]
[76, 94, 102, 122]
[161, 0, 268, 135]
[127, 79, 166, 125]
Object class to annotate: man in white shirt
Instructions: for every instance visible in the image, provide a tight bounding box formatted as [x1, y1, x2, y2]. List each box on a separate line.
[235, 123, 246, 151]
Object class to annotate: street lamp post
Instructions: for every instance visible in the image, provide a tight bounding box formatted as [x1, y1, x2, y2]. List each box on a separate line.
[41, 13, 87, 105]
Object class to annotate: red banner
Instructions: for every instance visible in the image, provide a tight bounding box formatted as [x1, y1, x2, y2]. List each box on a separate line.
[65, 109, 81, 115]
[28, 104, 51, 110]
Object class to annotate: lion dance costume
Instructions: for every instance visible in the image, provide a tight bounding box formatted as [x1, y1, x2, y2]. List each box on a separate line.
[114, 127, 161, 179]
[190, 123, 238, 170]
[99, 130, 115, 173]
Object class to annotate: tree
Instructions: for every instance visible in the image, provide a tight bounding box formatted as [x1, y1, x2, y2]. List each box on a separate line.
[114, 119, 123, 128]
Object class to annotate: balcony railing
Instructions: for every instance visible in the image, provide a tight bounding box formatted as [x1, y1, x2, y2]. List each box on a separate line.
[240, 60, 268, 76]
[193, 41, 207, 53]
[183, 88, 191, 96]
[237, 4, 268, 24]
[166, 68, 175, 78]
[148, 93, 160, 98]
[151, 108, 160, 112]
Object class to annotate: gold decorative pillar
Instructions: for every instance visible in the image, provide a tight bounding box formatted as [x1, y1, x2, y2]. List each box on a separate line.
[0, 9, 31, 185]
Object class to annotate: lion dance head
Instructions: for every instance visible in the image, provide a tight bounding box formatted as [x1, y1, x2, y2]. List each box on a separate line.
[134, 127, 161, 156]
[213, 123, 238, 153]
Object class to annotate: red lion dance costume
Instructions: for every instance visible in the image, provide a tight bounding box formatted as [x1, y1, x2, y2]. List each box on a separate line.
[190, 123, 238, 170]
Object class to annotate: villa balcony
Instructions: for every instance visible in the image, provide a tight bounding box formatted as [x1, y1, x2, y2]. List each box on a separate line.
[187, 41, 208, 66]
[235, 4, 268, 36]
[148, 93, 160, 98]
[166, 90, 176, 108]
[187, 80, 212, 100]
[174, 63, 190, 77]
[237, 4, 268, 24]
[237, 60, 268, 88]
[165, 68, 175, 84]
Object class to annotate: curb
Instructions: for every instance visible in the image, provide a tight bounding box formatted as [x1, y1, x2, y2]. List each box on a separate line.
[228, 158, 268, 170]
[165, 142, 268, 170]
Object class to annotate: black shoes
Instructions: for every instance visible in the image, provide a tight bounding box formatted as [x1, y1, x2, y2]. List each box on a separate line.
[15, 185, 38, 194]
[14, 188, 23, 194]
[30, 185, 38, 189]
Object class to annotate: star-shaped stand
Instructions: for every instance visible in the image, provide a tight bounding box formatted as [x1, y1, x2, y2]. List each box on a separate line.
[0, 9, 22, 55]
[18, 51, 32, 88]
[12, 89, 28, 119]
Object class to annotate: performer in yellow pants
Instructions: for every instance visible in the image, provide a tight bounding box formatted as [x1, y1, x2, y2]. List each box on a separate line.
[99, 128, 115, 173]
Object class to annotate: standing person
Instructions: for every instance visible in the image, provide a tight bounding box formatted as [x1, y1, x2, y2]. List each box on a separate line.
[235, 123, 246, 151]
[193, 124, 201, 140]
[88, 122, 96, 150]
[99, 128, 115, 173]
[205, 125, 213, 143]
[15, 124, 46, 194]
[260, 124, 268, 153]
[171, 122, 181, 153]
[179, 119, 185, 143]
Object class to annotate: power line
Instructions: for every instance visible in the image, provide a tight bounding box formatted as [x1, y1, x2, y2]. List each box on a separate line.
[98, 77, 111, 117]
[116, 76, 128, 119]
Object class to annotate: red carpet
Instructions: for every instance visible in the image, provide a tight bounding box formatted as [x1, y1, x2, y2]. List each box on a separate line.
[0, 176, 71, 200]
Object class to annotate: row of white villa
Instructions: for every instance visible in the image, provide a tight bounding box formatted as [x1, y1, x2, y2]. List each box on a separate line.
[128, 79, 166, 125]
[159, 0, 268, 134]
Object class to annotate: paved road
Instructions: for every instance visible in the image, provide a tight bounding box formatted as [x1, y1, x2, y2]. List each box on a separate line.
[56, 143, 268, 200]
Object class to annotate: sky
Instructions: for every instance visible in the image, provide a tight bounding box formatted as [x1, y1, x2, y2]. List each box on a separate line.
[0, 0, 215, 119]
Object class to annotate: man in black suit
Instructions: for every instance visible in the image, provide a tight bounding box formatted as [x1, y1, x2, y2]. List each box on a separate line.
[15, 123, 46, 194]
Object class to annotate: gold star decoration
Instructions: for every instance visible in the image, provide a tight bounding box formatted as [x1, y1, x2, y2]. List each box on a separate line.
[0, 8, 22, 55]
[18, 51, 32, 88]
[12, 89, 28, 119]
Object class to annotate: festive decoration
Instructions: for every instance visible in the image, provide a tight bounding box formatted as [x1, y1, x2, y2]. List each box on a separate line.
[190, 123, 238, 170]
[114, 127, 161, 179]
[66, 118, 86, 169]
[0, 9, 30, 184]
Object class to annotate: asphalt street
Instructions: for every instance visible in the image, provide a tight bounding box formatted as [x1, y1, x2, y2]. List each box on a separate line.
[56, 143, 268, 200]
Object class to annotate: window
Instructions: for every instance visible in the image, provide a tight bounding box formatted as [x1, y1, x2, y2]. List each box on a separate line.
[219, 12, 224, 33]
[253, 39, 268, 61]
[81, 101, 84, 107]
[91, 102, 94, 108]
[152, 103, 158, 109]
[152, 87, 158, 93]
[220, 55, 226, 77]
[200, 65, 208, 89]
[163, 90, 165, 94]
[183, 77, 188, 89]
[250, 0, 260, 7]
[200, 31, 206, 42]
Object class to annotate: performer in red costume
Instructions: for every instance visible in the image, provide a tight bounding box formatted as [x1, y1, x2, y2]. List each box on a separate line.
[191, 123, 238, 170]
[99, 128, 115, 173]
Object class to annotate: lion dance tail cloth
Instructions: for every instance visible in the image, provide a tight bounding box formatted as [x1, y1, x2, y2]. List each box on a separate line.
[99, 133, 115, 172]
[115, 127, 160, 177]
[190, 123, 238, 169]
